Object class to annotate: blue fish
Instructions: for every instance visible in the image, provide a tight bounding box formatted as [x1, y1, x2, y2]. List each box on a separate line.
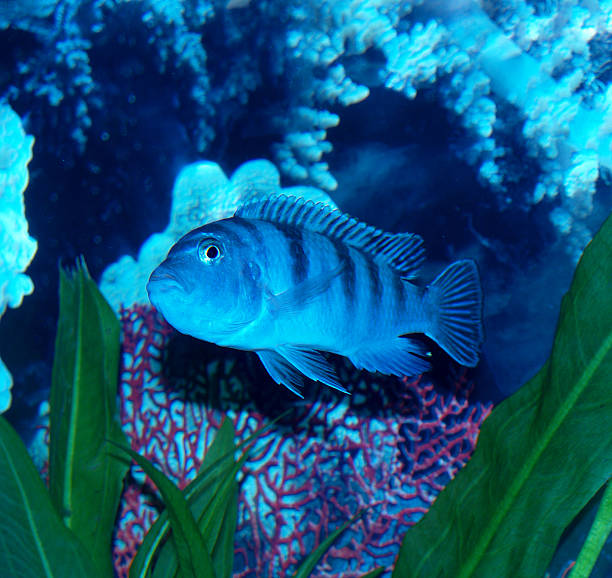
[147, 195, 483, 396]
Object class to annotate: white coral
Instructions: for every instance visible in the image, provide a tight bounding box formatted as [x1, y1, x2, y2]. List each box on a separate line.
[99, 159, 335, 312]
[0, 103, 37, 413]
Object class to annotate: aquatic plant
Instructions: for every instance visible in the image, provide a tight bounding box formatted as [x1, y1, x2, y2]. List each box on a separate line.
[0, 260, 374, 577]
[48, 259, 128, 576]
[394, 211, 612, 575]
[0, 261, 123, 577]
[0, 210, 610, 576]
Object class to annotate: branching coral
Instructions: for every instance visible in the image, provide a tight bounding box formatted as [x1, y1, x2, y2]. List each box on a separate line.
[1, 0, 263, 155]
[277, 0, 612, 255]
[2, 0, 100, 151]
[3, 0, 610, 254]
[435, 1, 612, 259]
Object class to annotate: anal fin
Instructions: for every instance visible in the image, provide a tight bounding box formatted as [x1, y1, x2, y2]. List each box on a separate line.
[348, 337, 431, 378]
[277, 345, 349, 394]
[256, 346, 350, 396]
[256, 350, 305, 398]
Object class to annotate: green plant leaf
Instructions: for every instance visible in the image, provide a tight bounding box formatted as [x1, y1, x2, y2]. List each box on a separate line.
[129, 411, 291, 578]
[570, 480, 612, 578]
[293, 510, 365, 578]
[360, 569, 386, 578]
[48, 259, 129, 577]
[188, 418, 239, 578]
[113, 443, 216, 578]
[394, 212, 612, 578]
[151, 436, 252, 578]
[128, 454, 234, 578]
[0, 416, 100, 577]
[210, 477, 238, 578]
[151, 418, 238, 578]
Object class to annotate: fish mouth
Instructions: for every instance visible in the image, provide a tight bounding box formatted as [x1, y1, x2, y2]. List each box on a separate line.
[147, 269, 183, 294]
[149, 270, 177, 283]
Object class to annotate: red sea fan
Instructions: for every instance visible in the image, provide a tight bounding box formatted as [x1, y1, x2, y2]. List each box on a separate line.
[113, 305, 492, 577]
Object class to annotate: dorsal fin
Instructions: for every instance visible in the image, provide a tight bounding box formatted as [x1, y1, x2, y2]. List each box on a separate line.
[235, 194, 425, 278]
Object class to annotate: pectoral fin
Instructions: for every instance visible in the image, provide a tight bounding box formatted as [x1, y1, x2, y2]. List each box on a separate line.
[267, 264, 343, 316]
[211, 318, 253, 335]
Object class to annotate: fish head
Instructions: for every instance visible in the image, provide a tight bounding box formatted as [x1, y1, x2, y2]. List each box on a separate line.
[146, 222, 263, 341]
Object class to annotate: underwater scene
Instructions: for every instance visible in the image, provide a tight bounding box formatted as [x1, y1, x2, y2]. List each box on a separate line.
[1, 0, 611, 577]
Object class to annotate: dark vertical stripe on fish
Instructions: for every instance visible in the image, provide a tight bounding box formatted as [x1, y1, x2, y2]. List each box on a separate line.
[289, 227, 309, 284]
[367, 259, 383, 311]
[228, 216, 270, 274]
[232, 216, 265, 246]
[269, 222, 309, 285]
[332, 240, 356, 304]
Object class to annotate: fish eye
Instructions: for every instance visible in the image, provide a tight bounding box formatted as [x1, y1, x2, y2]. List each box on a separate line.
[198, 240, 222, 263]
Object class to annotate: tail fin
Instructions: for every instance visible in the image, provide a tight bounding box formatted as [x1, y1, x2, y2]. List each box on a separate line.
[426, 260, 483, 367]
